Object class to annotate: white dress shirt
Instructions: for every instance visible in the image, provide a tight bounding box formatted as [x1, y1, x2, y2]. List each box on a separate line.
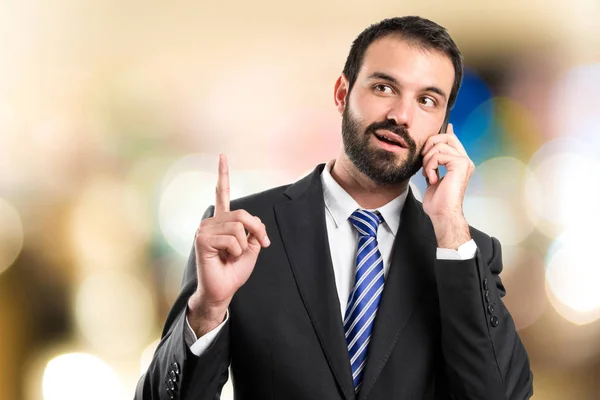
[185, 161, 477, 356]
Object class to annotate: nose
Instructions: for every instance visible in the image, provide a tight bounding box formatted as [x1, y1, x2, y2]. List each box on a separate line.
[386, 98, 414, 128]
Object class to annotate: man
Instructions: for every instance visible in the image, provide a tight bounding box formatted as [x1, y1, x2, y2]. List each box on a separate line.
[136, 16, 533, 400]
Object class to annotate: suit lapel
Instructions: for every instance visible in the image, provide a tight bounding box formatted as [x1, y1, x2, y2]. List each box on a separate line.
[274, 164, 356, 400]
[357, 189, 438, 400]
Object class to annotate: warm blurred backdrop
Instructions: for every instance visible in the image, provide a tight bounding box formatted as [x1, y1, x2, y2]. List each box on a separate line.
[1, 0, 600, 399]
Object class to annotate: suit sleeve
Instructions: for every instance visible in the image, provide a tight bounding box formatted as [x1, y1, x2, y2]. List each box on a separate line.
[435, 234, 534, 400]
[135, 206, 231, 400]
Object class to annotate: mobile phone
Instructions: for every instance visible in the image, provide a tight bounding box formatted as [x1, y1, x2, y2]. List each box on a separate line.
[431, 111, 450, 183]
[438, 111, 450, 134]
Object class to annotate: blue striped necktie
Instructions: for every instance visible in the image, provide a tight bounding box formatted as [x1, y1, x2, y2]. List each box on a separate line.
[345, 209, 385, 393]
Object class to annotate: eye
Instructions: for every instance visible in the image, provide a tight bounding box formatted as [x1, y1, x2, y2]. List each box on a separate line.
[373, 84, 394, 94]
[418, 96, 436, 107]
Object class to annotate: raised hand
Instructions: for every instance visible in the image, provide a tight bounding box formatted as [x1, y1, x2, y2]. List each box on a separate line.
[187, 154, 270, 336]
[421, 124, 474, 250]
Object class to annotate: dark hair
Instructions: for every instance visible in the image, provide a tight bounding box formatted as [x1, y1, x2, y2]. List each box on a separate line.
[342, 16, 464, 110]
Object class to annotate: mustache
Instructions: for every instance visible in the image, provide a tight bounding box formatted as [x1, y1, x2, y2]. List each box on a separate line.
[365, 120, 416, 150]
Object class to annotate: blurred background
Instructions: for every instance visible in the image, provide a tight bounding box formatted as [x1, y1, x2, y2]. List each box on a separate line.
[1, 0, 600, 399]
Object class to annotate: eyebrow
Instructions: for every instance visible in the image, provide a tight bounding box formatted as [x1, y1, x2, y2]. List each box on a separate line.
[367, 72, 448, 101]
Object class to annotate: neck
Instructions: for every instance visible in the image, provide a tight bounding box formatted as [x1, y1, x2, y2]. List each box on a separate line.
[330, 154, 409, 210]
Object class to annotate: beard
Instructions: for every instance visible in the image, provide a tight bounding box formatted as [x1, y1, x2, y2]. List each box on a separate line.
[341, 105, 423, 186]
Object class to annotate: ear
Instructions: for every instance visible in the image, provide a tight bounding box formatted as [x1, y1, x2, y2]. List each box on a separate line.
[333, 74, 350, 116]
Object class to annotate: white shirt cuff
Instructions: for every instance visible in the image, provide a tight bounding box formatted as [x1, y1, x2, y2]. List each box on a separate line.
[436, 239, 477, 260]
[185, 309, 229, 356]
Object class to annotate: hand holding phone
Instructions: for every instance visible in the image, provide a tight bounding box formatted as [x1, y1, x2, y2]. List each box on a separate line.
[432, 111, 450, 182]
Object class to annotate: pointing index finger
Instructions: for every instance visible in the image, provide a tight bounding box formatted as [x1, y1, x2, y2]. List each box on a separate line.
[215, 154, 230, 215]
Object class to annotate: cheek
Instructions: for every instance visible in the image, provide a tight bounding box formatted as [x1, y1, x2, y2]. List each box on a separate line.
[351, 90, 389, 122]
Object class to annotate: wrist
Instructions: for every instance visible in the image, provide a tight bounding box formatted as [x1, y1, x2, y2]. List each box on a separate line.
[430, 213, 471, 250]
[187, 293, 228, 337]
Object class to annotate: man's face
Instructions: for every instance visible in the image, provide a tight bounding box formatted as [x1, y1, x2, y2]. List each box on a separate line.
[338, 36, 455, 186]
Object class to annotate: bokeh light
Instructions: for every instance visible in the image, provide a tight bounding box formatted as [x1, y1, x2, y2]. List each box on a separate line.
[527, 139, 600, 238]
[75, 271, 155, 355]
[229, 169, 291, 199]
[545, 232, 599, 325]
[463, 157, 540, 247]
[0, 197, 24, 276]
[551, 63, 600, 144]
[42, 353, 122, 400]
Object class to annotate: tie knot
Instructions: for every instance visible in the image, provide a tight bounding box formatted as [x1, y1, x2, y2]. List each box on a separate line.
[349, 209, 383, 237]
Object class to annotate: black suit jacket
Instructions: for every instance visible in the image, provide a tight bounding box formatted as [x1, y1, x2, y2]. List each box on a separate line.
[136, 164, 533, 400]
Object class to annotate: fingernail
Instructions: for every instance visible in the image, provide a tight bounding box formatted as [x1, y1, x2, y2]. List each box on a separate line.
[264, 236, 271, 246]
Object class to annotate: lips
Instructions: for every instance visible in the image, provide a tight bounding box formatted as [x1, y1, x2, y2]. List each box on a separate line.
[373, 130, 407, 148]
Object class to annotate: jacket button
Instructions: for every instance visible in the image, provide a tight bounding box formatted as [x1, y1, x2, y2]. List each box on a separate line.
[490, 316, 499, 327]
[483, 278, 488, 290]
[487, 303, 495, 315]
[172, 362, 180, 375]
[485, 290, 491, 303]
[166, 378, 175, 391]
[166, 388, 174, 399]
[170, 370, 178, 382]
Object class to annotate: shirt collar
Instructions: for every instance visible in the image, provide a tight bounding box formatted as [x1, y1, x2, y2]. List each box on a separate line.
[321, 160, 408, 236]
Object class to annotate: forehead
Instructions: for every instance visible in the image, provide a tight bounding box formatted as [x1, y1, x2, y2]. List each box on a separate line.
[358, 35, 455, 93]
